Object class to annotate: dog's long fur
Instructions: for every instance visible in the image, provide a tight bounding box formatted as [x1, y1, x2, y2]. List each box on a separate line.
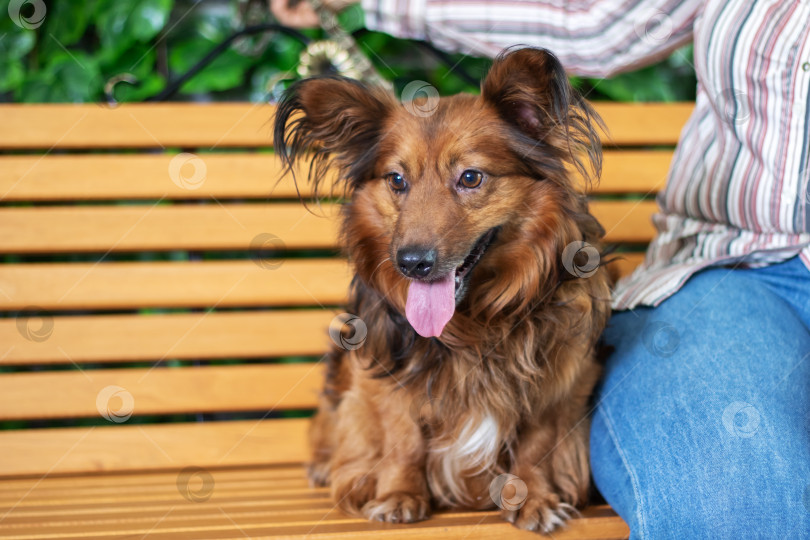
[274, 48, 611, 533]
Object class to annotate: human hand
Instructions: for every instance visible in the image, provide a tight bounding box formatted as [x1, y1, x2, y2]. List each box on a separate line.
[269, 0, 357, 28]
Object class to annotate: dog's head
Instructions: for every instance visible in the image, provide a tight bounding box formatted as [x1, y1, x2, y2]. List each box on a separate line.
[274, 48, 603, 339]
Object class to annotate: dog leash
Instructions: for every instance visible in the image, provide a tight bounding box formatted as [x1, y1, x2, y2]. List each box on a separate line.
[292, 0, 393, 90]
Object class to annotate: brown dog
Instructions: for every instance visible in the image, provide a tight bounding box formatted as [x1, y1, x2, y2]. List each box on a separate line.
[274, 47, 611, 533]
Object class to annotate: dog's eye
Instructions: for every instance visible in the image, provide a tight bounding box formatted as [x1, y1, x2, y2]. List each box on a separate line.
[458, 170, 483, 189]
[386, 172, 407, 192]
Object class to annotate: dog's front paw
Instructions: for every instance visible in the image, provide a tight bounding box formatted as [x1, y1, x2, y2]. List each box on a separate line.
[362, 492, 430, 523]
[306, 460, 331, 487]
[502, 494, 578, 534]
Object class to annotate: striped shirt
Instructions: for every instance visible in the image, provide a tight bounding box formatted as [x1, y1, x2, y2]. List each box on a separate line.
[360, 0, 810, 309]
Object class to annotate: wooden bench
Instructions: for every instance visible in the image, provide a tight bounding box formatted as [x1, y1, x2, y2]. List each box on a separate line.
[0, 101, 692, 539]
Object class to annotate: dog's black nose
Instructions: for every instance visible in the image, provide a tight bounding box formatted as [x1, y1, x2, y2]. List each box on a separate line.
[397, 247, 436, 279]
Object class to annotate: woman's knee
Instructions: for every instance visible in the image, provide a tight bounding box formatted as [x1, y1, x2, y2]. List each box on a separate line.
[592, 268, 810, 538]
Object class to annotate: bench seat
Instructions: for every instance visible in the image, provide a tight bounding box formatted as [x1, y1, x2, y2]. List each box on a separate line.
[0, 102, 694, 539]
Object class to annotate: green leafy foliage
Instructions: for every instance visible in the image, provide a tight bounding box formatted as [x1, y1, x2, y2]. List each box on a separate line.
[95, 0, 173, 59]
[580, 45, 697, 102]
[18, 50, 101, 102]
[0, 0, 696, 103]
[0, 2, 36, 93]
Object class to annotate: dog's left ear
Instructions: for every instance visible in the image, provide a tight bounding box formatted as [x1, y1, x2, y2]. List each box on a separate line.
[482, 47, 603, 182]
[273, 76, 397, 199]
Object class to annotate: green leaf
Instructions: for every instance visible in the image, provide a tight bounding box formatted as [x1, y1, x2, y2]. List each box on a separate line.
[169, 37, 253, 94]
[337, 4, 365, 33]
[43, 0, 92, 47]
[95, 0, 174, 58]
[100, 43, 157, 81]
[16, 51, 101, 102]
[0, 58, 24, 92]
[0, 16, 36, 58]
[259, 34, 305, 73]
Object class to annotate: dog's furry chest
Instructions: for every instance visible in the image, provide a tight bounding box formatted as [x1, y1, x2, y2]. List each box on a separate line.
[423, 409, 507, 509]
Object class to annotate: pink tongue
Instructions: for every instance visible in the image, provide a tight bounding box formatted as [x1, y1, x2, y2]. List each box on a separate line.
[405, 272, 456, 338]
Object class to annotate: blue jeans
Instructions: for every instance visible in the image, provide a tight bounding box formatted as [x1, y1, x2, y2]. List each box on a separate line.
[592, 256, 810, 539]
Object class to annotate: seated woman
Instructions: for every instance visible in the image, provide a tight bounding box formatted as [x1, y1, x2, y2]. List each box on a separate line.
[273, 0, 810, 536]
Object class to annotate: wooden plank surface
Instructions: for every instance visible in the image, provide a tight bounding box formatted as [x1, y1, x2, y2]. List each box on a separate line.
[0, 200, 656, 253]
[0, 363, 323, 421]
[595, 102, 691, 146]
[0, 310, 334, 365]
[0, 418, 309, 477]
[0, 251, 644, 366]
[0, 509, 628, 539]
[0, 150, 672, 201]
[0, 259, 351, 310]
[597, 150, 672, 193]
[0, 203, 340, 253]
[0, 464, 629, 538]
[0, 102, 691, 149]
[590, 200, 657, 243]
[0, 154, 295, 201]
[606, 252, 645, 283]
[0, 254, 646, 312]
[0, 103, 276, 149]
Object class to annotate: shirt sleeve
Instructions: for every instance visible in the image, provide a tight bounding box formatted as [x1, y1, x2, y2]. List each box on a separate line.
[360, 0, 703, 78]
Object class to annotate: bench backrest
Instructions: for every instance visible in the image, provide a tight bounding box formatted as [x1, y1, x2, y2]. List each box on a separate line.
[0, 102, 692, 478]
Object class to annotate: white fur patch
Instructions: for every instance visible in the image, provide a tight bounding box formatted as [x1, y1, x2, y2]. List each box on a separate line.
[435, 413, 500, 505]
[456, 414, 499, 464]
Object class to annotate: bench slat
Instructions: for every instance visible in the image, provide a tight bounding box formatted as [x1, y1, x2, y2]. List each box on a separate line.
[0, 466, 627, 538]
[0, 466, 629, 538]
[0, 254, 645, 312]
[0, 201, 657, 253]
[596, 150, 671, 193]
[0, 103, 276, 150]
[0, 154, 293, 201]
[0, 203, 339, 253]
[0, 151, 672, 201]
[591, 200, 657, 243]
[606, 252, 645, 282]
[0, 508, 628, 539]
[0, 363, 323, 420]
[0, 259, 351, 310]
[0, 418, 308, 477]
[595, 102, 691, 146]
[0, 311, 333, 365]
[0, 253, 644, 366]
[0, 102, 691, 149]
[0, 464, 308, 492]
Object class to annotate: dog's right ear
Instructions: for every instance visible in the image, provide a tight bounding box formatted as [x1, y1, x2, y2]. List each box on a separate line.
[273, 76, 396, 199]
[481, 47, 603, 187]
